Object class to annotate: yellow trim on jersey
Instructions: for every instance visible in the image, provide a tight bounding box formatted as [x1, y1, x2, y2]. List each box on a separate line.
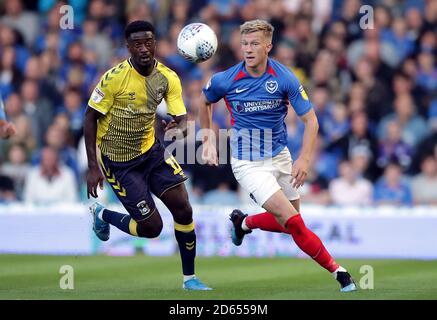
[174, 221, 195, 233]
[129, 219, 138, 236]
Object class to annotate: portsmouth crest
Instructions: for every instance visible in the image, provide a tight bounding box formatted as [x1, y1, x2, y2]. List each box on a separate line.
[265, 80, 278, 94]
[137, 200, 151, 216]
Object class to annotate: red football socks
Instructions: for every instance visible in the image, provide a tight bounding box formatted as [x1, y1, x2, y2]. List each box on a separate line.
[245, 212, 289, 233]
[244, 211, 339, 273]
[285, 213, 339, 273]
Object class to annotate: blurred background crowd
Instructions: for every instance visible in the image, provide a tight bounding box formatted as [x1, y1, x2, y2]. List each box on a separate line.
[0, 0, 436, 207]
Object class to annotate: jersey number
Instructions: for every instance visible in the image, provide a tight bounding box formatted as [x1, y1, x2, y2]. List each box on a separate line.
[165, 155, 183, 176]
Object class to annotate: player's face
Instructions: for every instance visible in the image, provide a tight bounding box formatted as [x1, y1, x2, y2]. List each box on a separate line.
[240, 31, 272, 69]
[127, 31, 156, 67]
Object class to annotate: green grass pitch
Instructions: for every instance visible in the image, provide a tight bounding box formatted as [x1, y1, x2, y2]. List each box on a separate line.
[1, 254, 437, 299]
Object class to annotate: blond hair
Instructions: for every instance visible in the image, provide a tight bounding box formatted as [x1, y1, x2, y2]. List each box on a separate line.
[240, 19, 274, 42]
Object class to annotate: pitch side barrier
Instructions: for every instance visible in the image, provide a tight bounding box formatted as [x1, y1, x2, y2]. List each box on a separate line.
[0, 203, 436, 259]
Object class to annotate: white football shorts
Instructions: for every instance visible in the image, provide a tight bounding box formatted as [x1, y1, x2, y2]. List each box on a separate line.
[231, 147, 300, 206]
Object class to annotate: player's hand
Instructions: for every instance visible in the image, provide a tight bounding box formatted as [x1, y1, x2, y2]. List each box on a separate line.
[87, 167, 104, 199]
[0, 121, 16, 139]
[201, 141, 218, 166]
[291, 157, 309, 189]
[162, 119, 178, 132]
[162, 119, 184, 141]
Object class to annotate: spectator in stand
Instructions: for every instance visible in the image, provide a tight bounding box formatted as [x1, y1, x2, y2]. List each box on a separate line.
[311, 135, 339, 181]
[329, 159, 373, 206]
[327, 111, 378, 166]
[300, 144, 331, 206]
[350, 144, 378, 182]
[380, 16, 415, 61]
[391, 71, 427, 118]
[56, 87, 85, 146]
[0, 0, 40, 47]
[411, 155, 437, 205]
[0, 143, 30, 199]
[23, 146, 77, 204]
[377, 120, 413, 172]
[81, 17, 113, 69]
[322, 102, 350, 145]
[31, 124, 80, 185]
[2, 93, 35, 152]
[378, 93, 429, 148]
[20, 79, 54, 147]
[24, 54, 63, 107]
[351, 56, 391, 123]
[415, 49, 437, 93]
[310, 84, 333, 138]
[374, 161, 413, 206]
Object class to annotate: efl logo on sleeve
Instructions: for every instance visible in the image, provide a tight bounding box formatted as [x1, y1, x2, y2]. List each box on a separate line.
[299, 85, 309, 100]
[91, 87, 105, 103]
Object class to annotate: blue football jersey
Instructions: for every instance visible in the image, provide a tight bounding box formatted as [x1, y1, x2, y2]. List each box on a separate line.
[202, 58, 313, 160]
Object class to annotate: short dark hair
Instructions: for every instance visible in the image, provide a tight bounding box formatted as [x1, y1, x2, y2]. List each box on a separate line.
[125, 20, 155, 40]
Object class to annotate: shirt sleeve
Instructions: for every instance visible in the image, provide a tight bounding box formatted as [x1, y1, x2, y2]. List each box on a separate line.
[285, 70, 313, 116]
[202, 72, 227, 103]
[165, 72, 187, 116]
[87, 71, 116, 115]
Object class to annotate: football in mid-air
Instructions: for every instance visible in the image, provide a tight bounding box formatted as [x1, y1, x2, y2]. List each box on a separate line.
[177, 23, 218, 63]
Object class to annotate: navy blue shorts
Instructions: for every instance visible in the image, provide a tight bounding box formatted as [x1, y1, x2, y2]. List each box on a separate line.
[99, 140, 187, 222]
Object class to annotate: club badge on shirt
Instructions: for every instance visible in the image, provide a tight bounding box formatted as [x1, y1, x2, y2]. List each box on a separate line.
[265, 80, 278, 94]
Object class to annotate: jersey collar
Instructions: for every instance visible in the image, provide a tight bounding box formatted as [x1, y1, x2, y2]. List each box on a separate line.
[128, 58, 158, 78]
[239, 58, 277, 80]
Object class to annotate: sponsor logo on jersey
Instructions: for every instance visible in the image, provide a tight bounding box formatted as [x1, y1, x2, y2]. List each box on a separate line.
[236, 87, 249, 93]
[232, 99, 283, 113]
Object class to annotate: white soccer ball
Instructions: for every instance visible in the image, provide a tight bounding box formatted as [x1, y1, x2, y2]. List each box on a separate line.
[177, 23, 218, 63]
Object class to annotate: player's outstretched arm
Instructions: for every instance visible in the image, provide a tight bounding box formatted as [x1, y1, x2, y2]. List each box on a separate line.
[291, 108, 319, 189]
[199, 93, 218, 166]
[84, 107, 105, 198]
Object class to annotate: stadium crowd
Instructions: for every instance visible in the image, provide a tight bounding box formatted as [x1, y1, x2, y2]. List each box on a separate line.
[0, 0, 437, 207]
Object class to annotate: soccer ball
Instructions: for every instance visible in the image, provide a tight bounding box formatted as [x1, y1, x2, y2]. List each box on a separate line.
[177, 23, 218, 63]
